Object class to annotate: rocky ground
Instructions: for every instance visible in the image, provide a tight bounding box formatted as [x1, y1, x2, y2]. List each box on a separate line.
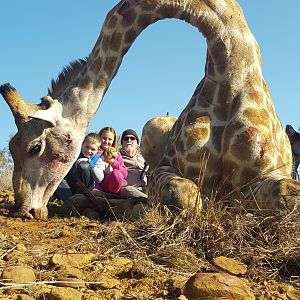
[1, 190, 300, 299]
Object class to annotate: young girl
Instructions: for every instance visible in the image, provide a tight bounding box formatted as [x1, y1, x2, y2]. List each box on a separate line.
[91, 127, 128, 193]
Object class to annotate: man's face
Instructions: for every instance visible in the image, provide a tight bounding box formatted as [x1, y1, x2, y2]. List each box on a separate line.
[122, 135, 138, 152]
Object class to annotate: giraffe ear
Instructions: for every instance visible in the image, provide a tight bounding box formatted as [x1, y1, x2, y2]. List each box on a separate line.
[286, 125, 296, 137]
[29, 97, 63, 127]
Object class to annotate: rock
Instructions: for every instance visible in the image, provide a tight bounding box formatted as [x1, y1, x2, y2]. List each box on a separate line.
[184, 272, 255, 300]
[286, 286, 300, 300]
[50, 253, 96, 268]
[1, 266, 36, 283]
[212, 256, 248, 275]
[45, 286, 82, 300]
[102, 257, 133, 275]
[56, 265, 84, 279]
[16, 243, 27, 252]
[90, 273, 120, 289]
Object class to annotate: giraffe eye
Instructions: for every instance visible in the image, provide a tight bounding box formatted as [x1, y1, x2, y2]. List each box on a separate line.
[28, 142, 42, 156]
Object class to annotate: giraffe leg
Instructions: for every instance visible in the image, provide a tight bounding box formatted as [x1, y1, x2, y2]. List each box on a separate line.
[148, 166, 201, 212]
[246, 177, 300, 210]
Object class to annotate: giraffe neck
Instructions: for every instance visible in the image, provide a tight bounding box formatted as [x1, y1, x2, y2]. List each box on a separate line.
[83, 0, 261, 98]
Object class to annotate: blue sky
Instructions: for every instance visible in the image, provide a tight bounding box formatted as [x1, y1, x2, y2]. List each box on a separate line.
[0, 1, 299, 150]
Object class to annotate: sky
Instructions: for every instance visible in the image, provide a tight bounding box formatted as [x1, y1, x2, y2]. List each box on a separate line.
[0, 1, 299, 150]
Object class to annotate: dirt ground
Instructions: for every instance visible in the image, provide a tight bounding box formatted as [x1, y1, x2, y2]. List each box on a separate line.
[1, 190, 300, 299]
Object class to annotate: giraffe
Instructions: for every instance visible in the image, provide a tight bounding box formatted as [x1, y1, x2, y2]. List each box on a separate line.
[1, 0, 299, 219]
[286, 125, 300, 180]
[140, 115, 177, 170]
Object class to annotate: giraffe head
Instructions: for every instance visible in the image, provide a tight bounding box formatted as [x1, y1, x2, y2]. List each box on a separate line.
[0, 83, 85, 219]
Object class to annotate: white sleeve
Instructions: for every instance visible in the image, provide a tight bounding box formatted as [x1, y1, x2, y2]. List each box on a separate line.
[91, 159, 106, 183]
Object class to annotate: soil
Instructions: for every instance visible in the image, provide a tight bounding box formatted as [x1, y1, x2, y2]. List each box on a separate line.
[0, 190, 300, 300]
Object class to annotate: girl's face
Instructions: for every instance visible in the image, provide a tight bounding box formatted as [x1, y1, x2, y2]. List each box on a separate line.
[81, 140, 100, 158]
[100, 130, 115, 149]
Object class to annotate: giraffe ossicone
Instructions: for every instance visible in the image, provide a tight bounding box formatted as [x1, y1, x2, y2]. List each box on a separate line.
[1, 0, 300, 219]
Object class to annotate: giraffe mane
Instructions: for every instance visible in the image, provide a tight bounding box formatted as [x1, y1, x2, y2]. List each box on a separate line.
[48, 58, 88, 98]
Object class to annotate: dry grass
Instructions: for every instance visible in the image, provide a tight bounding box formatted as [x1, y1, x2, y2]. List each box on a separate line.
[112, 201, 300, 285]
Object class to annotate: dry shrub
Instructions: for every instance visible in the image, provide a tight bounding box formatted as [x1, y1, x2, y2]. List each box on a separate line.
[109, 199, 300, 285]
[0, 169, 13, 191]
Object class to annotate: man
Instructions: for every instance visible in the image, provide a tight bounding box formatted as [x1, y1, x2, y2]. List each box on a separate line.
[120, 129, 148, 198]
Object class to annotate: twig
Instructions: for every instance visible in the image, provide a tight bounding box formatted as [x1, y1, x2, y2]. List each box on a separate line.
[0, 280, 105, 290]
[0, 245, 17, 259]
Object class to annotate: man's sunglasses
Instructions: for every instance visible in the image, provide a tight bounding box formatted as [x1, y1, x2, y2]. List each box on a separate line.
[123, 136, 136, 141]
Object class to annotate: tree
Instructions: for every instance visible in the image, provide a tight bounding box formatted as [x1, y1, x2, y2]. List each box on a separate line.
[0, 147, 13, 174]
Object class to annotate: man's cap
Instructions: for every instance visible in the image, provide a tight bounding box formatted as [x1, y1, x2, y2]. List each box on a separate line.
[121, 129, 139, 143]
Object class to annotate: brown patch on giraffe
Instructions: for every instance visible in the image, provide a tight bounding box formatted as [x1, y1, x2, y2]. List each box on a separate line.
[121, 9, 137, 28]
[109, 32, 122, 52]
[197, 13, 214, 39]
[101, 34, 110, 53]
[137, 14, 152, 30]
[217, 81, 231, 105]
[80, 75, 92, 91]
[231, 132, 253, 162]
[140, 1, 153, 11]
[167, 144, 176, 158]
[104, 57, 117, 75]
[124, 28, 137, 44]
[198, 79, 218, 106]
[211, 126, 224, 154]
[246, 86, 263, 106]
[107, 15, 118, 29]
[157, 5, 179, 19]
[186, 149, 204, 163]
[223, 121, 244, 151]
[210, 41, 228, 68]
[89, 58, 103, 75]
[213, 105, 228, 122]
[243, 108, 269, 128]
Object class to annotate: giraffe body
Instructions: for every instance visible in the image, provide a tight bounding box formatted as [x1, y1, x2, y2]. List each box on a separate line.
[1, 0, 300, 218]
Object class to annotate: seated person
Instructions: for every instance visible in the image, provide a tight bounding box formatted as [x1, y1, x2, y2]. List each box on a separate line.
[92, 127, 128, 194]
[119, 129, 148, 198]
[56, 132, 102, 200]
